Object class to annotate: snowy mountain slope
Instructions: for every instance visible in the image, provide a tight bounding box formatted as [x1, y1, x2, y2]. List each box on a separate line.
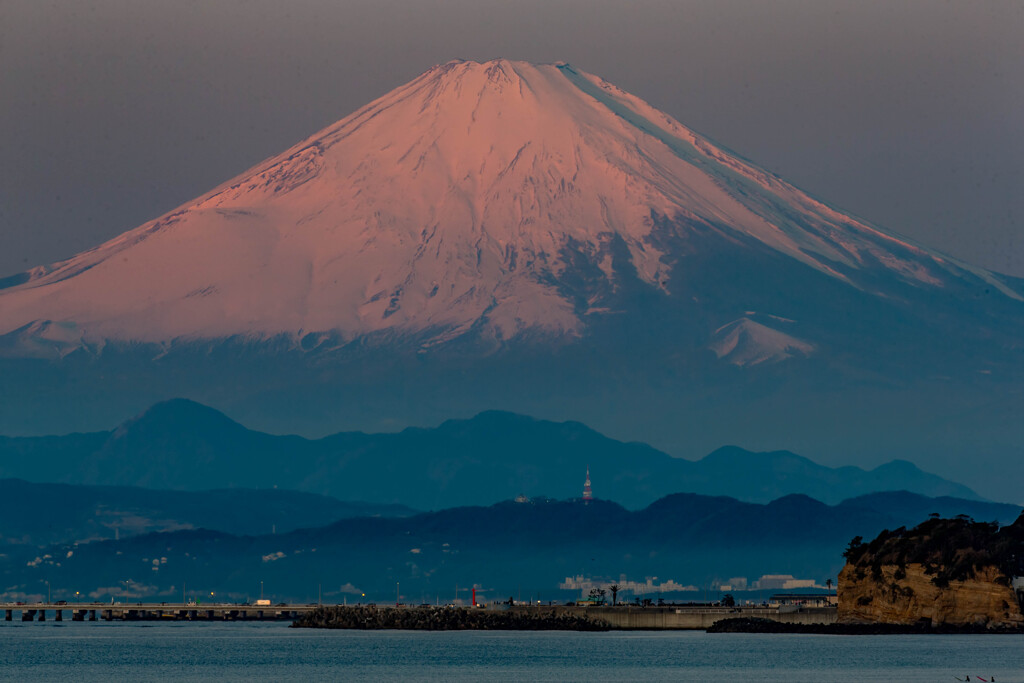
[1, 59, 1019, 354]
[710, 317, 815, 367]
[0, 60, 1022, 501]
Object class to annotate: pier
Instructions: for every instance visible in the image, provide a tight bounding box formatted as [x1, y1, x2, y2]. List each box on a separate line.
[1, 603, 317, 622]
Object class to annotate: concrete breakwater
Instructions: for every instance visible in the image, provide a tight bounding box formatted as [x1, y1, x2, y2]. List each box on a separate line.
[3, 602, 836, 630]
[292, 606, 611, 631]
[509, 605, 836, 630]
[1, 602, 312, 622]
[292, 605, 837, 631]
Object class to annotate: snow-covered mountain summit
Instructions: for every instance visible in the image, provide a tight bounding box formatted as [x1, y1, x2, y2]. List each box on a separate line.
[1, 60, 1023, 499]
[1, 59, 1018, 353]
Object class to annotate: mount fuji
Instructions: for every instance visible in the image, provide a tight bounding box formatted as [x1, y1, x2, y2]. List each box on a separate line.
[1, 60, 1021, 495]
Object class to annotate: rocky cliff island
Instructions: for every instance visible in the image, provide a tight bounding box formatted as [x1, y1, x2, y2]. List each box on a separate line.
[839, 512, 1024, 630]
[291, 605, 611, 631]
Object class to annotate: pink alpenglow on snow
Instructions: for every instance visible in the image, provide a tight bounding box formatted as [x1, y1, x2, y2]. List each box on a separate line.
[0, 59, 1019, 355]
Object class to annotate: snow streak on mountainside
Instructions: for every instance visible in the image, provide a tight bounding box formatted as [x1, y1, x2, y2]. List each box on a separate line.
[710, 317, 815, 367]
[1, 59, 1019, 354]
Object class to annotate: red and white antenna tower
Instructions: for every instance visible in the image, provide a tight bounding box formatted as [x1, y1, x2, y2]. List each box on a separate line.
[583, 466, 593, 502]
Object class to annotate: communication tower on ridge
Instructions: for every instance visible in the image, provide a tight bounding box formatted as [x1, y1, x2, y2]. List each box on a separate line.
[583, 466, 593, 503]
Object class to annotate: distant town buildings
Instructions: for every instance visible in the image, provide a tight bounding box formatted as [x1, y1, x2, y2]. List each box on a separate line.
[714, 575, 826, 591]
[561, 573, 829, 596]
[715, 577, 748, 591]
[750, 575, 822, 591]
[769, 593, 837, 607]
[560, 575, 697, 594]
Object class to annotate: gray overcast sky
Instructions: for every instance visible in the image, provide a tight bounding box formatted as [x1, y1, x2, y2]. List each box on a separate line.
[2, 0, 1022, 277]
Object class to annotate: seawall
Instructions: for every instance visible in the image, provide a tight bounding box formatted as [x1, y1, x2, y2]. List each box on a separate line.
[291, 605, 610, 630]
[293, 604, 836, 630]
[508, 605, 836, 630]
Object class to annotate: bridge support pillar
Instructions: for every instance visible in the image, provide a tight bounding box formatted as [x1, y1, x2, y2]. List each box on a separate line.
[72, 610, 84, 621]
[22, 610, 35, 621]
[4, 609, 10, 621]
[37, 610, 45, 621]
[89, 609, 96, 621]
[54, 610, 62, 621]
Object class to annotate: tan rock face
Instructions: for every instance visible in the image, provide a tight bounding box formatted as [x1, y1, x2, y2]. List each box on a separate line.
[839, 562, 1023, 628]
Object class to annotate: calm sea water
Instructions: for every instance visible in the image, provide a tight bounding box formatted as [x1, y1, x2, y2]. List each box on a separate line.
[1, 621, 1022, 681]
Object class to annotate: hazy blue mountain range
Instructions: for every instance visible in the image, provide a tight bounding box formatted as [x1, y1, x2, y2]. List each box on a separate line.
[0, 60, 1021, 502]
[0, 399, 982, 510]
[0, 478, 414, 547]
[3, 490, 1018, 604]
